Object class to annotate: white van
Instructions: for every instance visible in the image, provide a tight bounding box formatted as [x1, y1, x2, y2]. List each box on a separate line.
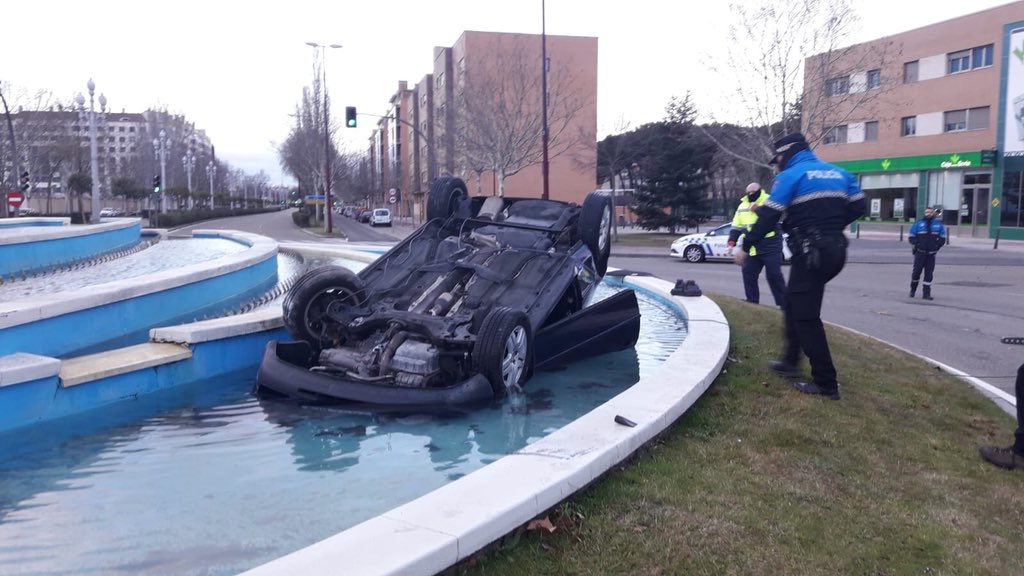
[370, 208, 392, 227]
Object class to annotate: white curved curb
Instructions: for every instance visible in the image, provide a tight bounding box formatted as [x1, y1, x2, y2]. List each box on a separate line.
[242, 273, 730, 576]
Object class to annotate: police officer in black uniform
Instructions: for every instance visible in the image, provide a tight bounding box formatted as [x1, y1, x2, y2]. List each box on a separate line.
[737, 133, 867, 400]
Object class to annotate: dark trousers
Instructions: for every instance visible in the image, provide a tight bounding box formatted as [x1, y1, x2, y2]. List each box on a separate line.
[780, 238, 848, 392]
[742, 251, 786, 306]
[911, 251, 936, 285]
[1015, 363, 1024, 454]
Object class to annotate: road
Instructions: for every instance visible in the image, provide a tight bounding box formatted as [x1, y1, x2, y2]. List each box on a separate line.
[611, 234, 1024, 399]
[173, 210, 1024, 399]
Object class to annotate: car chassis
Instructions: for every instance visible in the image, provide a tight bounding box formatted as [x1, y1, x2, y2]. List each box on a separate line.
[256, 177, 642, 408]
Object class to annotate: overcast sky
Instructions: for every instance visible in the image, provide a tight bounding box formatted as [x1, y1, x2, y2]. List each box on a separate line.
[2, 0, 1015, 185]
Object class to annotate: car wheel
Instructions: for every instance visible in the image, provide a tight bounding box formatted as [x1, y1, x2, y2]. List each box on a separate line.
[579, 192, 612, 276]
[474, 307, 532, 397]
[683, 245, 706, 263]
[283, 266, 364, 347]
[427, 176, 468, 221]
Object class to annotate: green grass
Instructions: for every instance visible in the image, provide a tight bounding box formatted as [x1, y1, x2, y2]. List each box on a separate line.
[453, 295, 1024, 576]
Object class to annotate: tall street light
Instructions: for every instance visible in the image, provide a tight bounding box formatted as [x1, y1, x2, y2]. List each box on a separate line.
[306, 41, 342, 234]
[182, 146, 196, 210]
[74, 79, 107, 223]
[206, 161, 217, 208]
[153, 129, 169, 212]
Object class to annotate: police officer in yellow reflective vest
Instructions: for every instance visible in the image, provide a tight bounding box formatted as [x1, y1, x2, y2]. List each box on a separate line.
[727, 182, 786, 306]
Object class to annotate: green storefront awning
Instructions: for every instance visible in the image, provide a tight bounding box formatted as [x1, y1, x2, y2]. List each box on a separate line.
[832, 150, 995, 173]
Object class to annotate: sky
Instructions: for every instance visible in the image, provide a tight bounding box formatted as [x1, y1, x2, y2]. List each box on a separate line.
[2, 0, 1017, 185]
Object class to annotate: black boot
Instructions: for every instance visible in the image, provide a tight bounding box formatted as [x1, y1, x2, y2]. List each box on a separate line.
[909, 281, 918, 298]
[922, 285, 933, 300]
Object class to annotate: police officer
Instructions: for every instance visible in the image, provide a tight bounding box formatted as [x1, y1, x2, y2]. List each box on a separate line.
[978, 361, 1024, 470]
[728, 182, 786, 306]
[908, 206, 946, 300]
[735, 132, 866, 400]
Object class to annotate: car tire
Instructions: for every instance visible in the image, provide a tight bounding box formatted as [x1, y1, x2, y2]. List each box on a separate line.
[683, 245, 706, 263]
[283, 266, 364, 348]
[474, 307, 532, 397]
[427, 176, 468, 221]
[579, 192, 612, 276]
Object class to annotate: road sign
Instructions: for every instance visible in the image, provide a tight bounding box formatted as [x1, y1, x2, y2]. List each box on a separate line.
[388, 196, 397, 205]
[7, 191, 24, 207]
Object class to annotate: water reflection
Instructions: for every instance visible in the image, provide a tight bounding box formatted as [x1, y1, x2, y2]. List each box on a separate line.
[0, 286, 673, 576]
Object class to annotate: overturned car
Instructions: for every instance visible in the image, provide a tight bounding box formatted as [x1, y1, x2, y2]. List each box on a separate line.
[255, 177, 642, 408]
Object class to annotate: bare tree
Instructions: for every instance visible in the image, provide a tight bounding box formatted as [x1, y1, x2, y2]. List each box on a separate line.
[454, 35, 591, 196]
[701, 0, 898, 168]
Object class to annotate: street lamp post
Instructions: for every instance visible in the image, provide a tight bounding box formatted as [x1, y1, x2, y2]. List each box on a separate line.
[153, 129, 169, 212]
[182, 147, 196, 210]
[306, 41, 342, 234]
[206, 161, 217, 208]
[74, 79, 107, 223]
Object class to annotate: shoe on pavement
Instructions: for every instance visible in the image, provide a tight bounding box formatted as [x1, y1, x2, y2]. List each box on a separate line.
[922, 295, 934, 301]
[792, 381, 840, 400]
[979, 445, 1024, 470]
[770, 360, 801, 379]
[908, 291, 915, 298]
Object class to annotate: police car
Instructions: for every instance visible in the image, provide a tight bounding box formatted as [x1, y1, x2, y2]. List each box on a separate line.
[669, 223, 791, 263]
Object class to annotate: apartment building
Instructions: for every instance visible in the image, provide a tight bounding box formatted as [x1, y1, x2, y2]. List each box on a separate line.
[803, 1, 1024, 240]
[8, 108, 213, 212]
[370, 30, 598, 220]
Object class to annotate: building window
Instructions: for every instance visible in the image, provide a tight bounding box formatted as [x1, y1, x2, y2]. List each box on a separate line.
[972, 44, 994, 68]
[866, 69, 881, 89]
[823, 125, 847, 144]
[864, 121, 879, 141]
[436, 72, 444, 89]
[901, 116, 916, 136]
[968, 106, 990, 130]
[903, 61, 918, 83]
[825, 76, 849, 97]
[944, 107, 990, 132]
[948, 50, 971, 74]
[949, 44, 994, 73]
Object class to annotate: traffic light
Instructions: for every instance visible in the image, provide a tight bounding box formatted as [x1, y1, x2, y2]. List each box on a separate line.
[345, 106, 357, 128]
[153, 174, 161, 193]
[20, 171, 30, 192]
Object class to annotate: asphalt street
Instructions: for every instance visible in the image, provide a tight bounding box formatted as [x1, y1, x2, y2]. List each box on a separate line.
[611, 231, 1024, 403]
[173, 209, 1024, 401]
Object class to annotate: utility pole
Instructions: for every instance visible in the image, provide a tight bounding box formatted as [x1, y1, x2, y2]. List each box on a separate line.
[541, 0, 550, 200]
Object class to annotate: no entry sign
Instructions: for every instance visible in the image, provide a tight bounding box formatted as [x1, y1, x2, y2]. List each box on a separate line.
[7, 191, 24, 208]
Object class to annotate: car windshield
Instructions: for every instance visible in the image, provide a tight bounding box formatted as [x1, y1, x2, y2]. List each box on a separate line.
[375, 210, 388, 216]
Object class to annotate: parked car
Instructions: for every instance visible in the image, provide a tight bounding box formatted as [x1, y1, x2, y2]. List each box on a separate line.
[369, 208, 392, 227]
[669, 222, 792, 263]
[357, 209, 372, 223]
[255, 176, 639, 408]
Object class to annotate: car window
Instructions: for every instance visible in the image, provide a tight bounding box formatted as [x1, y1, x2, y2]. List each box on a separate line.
[374, 209, 389, 216]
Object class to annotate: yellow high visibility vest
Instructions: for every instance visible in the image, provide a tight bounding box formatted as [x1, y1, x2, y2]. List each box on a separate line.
[731, 190, 775, 256]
